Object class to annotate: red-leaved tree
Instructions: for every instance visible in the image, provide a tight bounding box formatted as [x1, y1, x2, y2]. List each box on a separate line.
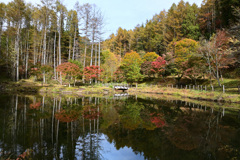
[83, 65, 103, 83]
[56, 62, 81, 86]
[151, 56, 166, 78]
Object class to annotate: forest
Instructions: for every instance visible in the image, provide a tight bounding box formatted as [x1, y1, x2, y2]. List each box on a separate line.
[0, 0, 240, 87]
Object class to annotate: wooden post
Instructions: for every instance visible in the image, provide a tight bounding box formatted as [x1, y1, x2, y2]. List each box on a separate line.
[186, 85, 187, 89]
[198, 85, 199, 90]
[201, 85, 203, 91]
[167, 85, 168, 88]
[172, 85, 173, 88]
[223, 85, 225, 94]
[205, 85, 207, 91]
[176, 85, 178, 89]
[181, 85, 182, 89]
[189, 85, 191, 89]
[193, 85, 195, 90]
[211, 85, 214, 91]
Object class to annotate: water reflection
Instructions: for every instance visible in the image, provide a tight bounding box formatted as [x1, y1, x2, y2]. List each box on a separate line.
[0, 94, 239, 160]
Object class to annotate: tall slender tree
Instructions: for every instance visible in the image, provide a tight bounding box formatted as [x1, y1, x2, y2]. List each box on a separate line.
[7, 0, 26, 81]
[0, 3, 6, 58]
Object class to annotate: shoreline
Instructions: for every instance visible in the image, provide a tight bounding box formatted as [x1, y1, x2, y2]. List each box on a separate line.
[1, 81, 240, 104]
[128, 87, 240, 104]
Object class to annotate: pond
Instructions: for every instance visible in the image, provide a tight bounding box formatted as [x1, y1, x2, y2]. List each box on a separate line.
[0, 94, 239, 160]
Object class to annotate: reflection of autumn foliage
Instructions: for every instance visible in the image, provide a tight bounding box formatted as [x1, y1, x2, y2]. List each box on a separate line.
[83, 106, 101, 120]
[165, 112, 201, 151]
[16, 149, 33, 160]
[29, 102, 41, 109]
[55, 110, 80, 123]
[150, 113, 166, 128]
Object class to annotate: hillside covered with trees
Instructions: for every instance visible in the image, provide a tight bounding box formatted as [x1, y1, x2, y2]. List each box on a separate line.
[0, 0, 240, 87]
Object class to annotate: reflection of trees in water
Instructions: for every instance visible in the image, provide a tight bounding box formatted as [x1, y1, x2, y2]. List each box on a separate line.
[0, 95, 239, 159]
[0, 95, 104, 159]
[102, 97, 240, 160]
[165, 106, 239, 159]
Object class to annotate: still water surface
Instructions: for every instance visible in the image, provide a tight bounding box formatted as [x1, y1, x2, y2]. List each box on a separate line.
[0, 94, 239, 160]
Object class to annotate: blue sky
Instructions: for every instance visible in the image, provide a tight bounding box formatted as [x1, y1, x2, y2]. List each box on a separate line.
[1, 0, 203, 39]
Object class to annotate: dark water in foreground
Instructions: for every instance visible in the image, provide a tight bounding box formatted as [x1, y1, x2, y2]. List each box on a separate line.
[0, 94, 239, 160]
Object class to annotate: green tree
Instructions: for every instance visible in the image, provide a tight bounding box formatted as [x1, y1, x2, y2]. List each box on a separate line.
[182, 3, 200, 40]
[121, 51, 143, 85]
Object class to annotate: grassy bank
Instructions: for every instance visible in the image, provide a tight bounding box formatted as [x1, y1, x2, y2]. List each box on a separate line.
[128, 86, 240, 103]
[0, 79, 113, 96]
[1, 78, 240, 104]
[131, 92, 240, 110]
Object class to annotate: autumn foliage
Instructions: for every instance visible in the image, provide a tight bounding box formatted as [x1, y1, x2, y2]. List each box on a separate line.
[55, 110, 80, 123]
[151, 56, 166, 77]
[83, 65, 103, 82]
[150, 113, 166, 128]
[83, 106, 101, 120]
[114, 67, 126, 82]
[56, 62, 80, 77]
[29, 102, 41, 110]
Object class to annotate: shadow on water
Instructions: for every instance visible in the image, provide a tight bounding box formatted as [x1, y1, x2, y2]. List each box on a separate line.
[0, 94, 239, 160]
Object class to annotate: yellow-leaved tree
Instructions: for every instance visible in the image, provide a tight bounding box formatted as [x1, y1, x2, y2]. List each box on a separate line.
[101, 50, 120, 83]
[121, 51, 143, 85]
[142, 52, 159, 62]
[168, 38, 198, 83]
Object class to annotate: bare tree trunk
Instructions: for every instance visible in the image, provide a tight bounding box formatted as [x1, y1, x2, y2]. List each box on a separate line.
[43, 26, 47, 65]
[95, 43, 97, 66]
[15, 22, 20, 81]
[42, 24, 47, 84]
[216, 54, 221, 86]
[98, 40, 101, 66]
[54, 32, 57, 79]
[83, 43, 87, 68]
[68, 37, 71, 60]
[58, 17, 61, 65]
[33, 34, 36, 66]
[72, 26, 76, 60]
[82, 43, 87, 83]
[90, 35, 94, 66]
[25, 31, 29, 79]
[0, 19, 2, 58]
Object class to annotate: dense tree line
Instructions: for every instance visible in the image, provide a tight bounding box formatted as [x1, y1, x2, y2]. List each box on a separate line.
[0, 0, 240, 86]
[103, 0, 240, 86]
[0, 0, 103, 83]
